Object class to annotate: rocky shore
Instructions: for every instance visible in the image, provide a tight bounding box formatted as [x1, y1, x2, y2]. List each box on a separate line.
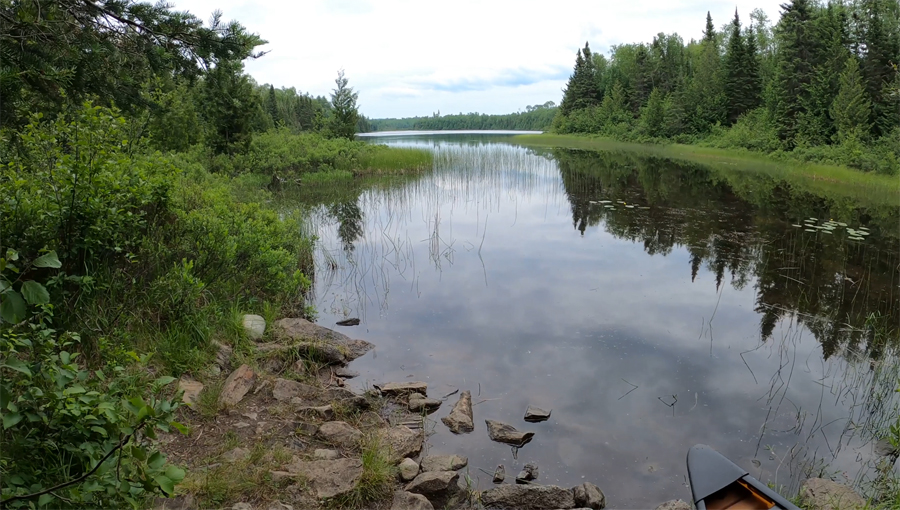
[155, 317, 870, 510]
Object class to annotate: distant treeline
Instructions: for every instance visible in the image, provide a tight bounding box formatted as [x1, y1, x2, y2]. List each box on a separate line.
[368, 102, 557, 132]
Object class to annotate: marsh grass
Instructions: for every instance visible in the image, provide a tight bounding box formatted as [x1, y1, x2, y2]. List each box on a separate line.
[329, 434, 397, 509]
[354, 145, 432, 175]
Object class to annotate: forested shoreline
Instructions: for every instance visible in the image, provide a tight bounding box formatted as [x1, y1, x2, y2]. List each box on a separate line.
[553, 0, 899, 174]
[367, 102, 557, 132]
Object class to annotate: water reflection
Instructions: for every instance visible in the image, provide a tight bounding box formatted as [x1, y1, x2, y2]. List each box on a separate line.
[286, 135, 899, 508]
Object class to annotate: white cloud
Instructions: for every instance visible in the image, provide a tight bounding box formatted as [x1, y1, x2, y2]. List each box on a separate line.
[171, 0, 786, 118]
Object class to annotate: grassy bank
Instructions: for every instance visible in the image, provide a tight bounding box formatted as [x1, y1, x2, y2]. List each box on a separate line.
[513, 134, 900, 206]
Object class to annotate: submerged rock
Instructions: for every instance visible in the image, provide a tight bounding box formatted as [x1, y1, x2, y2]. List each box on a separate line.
[516, 463, 539, 484]
[377, 381, 429, 396]
[420, 454, 468, 472]
[485, 419, 534, 446]
[218, 365, 257, 407]
[441, 390, 474, 433]
[242, 314, 266, 340]
[573, 482, 606, 509]
[493, 465, 505, 484]
[408, 393, 442, 414]
[523, 405, 552, 422]
[480, 484, 576, 509]
[285, 458, 363, 500]
[800, 478, 865, 510]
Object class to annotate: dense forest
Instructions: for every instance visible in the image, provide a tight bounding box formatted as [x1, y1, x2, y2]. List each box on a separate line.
[554, 0, 900, 174]
[368, 102, 557, 131]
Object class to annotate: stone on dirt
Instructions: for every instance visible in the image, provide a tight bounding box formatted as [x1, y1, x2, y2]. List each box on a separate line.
[272, 378, 318, 401]
[399, 458, 420, 481]
[377, 425, 424, 463]
[297, 405, 334, 420]
[219, 364, 257, 407]
[177, 377, 203, 409]
[232, 503, 252, 510]
[334, 367, 359, 378]
[153, 495, 197, 510]
[573, 482, 606, 509]
[313, 449, 341, 460]
[377, 381, 429, 396]
[265, 503, 293, 510]
[516, 463, 539, 483]
[480, 484, 576, 509]
[800, 478, 865, 510]
[391, 490, 434, 510]
[222, 447, 250, 463]
[316, 421, 362, 448]
[655, 500, 691, 510]
[285, 457, 363, 500]
[485, 419, 534, 446]
[408, 393, 442, 413]
[524, 405, 552, 422]
[493, 465, 505, 484]
[242, 314, 266, 340]
[420, 455, 468, 472]
[212, 340, 233, 368]
[405, 471, 459, 508]
[273, 318, 374, 362]
[441, 390, 474, 433]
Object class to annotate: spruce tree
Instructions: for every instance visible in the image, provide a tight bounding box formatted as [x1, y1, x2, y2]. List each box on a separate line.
[724, 10, 749, 124]
[773, 0, 816, 147]
[858, 0, 900, 136]
[329, 69, 359, 139]
[703, 12, 716, 43]
[266, 84, 279, 125]
[831, 57, 872, 141]
[744, 23, 763, 111]
[560, 49, 585, 115]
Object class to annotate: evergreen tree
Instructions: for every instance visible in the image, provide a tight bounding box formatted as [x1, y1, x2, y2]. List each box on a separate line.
[560, 43, 601, 115]
[858, 0, 900, 136]
[560, 49, 586, 115]
[831, 57, 872, 141]
[631, 46, 653, 113]
[703, 11, 717, 43]
[745, 23, 763, 110]
[724, 10, 750, 124]
[773, 0, 817, 147]
[685, 13, 726, 132]
[329, 69, 359, 139]
[200, 60, 259, 154]
[266, 84, 279, 125]
[640, 88, 667, 136]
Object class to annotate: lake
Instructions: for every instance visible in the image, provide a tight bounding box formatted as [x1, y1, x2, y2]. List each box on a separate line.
[289, 131, 899, 507]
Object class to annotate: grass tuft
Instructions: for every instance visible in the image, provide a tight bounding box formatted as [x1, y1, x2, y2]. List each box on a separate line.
[330, 434, 397, 509]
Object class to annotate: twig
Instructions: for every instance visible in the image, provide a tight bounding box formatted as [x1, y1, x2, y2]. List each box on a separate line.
[441, 389, 459, 399]
[473, 398, 500, 406]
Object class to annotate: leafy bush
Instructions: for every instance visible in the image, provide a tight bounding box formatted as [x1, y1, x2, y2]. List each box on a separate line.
[705, 108, 781, 153]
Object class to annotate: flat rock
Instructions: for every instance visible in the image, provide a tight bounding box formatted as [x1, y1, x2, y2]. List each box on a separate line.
[258, 341, 346, 366]
[441, 390, 474, 433]
[480, 484, 576, 509]
[391, 490, 434, 510]
[399, 458, 420, 481]
[655, 500, 691, 510]
[313, 449, 341, 460]
[377, 381, 429, 396]
[222, 447, 250, 463]
[405, 471, 459, 508]
[316, 421, 362, 448]
[219, 365, 257, 407]
[273, 318, 374, 362]
[297, 405, 334, 420]
[285, 458, 363, 500]
[420, 455, 468, 472]
[573, 482, 606, 509]
[272, 378, 317, 401]
[516, 463, 539, 484]
[524, 405, 552, 422]
[485, 419, 534, 446]
[265, 504, 293, 510]
[153, 495, 197, 510]
[212, 340, 233, 368]
[409, 393, 442, 414]
[801, 478, 865, 510]
[334, 367, 359, 378]
[232, 504, 252, 510]
[493, 465, 505, 484]
[242, 314, 266, 340]
[177, 377, 204, 409]
[377, 425, 423, 463]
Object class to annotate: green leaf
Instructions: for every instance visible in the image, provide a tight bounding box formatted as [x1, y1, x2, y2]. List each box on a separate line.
[1, 358, 32, 377]
[147, 451, 166, 469]
[154, 376, 176, 387]
[164, 465, 185, 482]
[38, 493, 54, 507]
[154, 475, 175, 496]
[171, 421, 188, 435]
[33, 251, 62, 268]
[21, 280, 50, 305]
[3, 411, 23, 429]
[0, 290, 26, 323]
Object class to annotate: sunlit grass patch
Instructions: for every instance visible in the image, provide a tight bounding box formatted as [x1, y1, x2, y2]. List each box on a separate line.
[354, 145, 433, 175]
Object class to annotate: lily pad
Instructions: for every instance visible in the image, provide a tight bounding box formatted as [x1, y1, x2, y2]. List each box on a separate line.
[805, 229, 816, 232]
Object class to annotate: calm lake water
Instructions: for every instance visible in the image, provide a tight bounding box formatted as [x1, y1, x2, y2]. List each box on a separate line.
[291, 132, 900, 508]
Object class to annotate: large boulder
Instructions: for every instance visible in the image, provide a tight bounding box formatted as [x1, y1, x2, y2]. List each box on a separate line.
[257, 341, 346, 366]
[420, 455, 468, 472]
[219, 365, 257, 407]
[573, 482, 606, 509]
[391, 490, 434, 510]
[377, 425, 424, 463]
[242, 314, 266, 340]
[485, 420, 534, 446]
[441, 390, 474, 433]
[285, 458, 363, 500]
[377, 382, 428, 396]
[480, 484, 576, 509]
[316, 421, 362, 448]
[405, 471, 459, 508]
[273, 318, 374, 362]
[800, 478, 865, 510]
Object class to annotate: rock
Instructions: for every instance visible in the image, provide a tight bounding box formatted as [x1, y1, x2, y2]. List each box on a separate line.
[573, 482, 605, 509]
[316, 421, 362, 448]
[273, 318, 374, 362]
[399, 458, 420, 481]
[516, 463, 538, 483]
[377, 425, 423, 463]
[391, 490, 434, 510]
[219, 365, 257, 407]
[409, 393, 442, 414]
[153, 495, 197, 510]
[270, 471, 295, 483]
[420, 455, 468, 472]
[243, 314, 266, 340]
[405, 471, 459, 508]
[655, 500, 691, 510]
[272, 378, 317, 401]
[377, 381, 429, 396]
[222, 447, 250, 463]
[177, 377, 204, 409]
[234, 421, 251, 429]
[480, 484, 576, 509]
[297, 405, 335, 420]
[295, 422, 319, 436]
[232, 504, 253, 510]
[801, 478, 865, 510]
[524, 405, 552, 422]
[485, 420, 534, 446]
[334, 367, 359, 378]
[265, 504, 293, 510]
[242, 412, 258, 421]
[212, 340, 233, 368]
[493, 465, 505, 484]
[285, 458, 363, 500]
[441, 390, 474, 433]
[335, 318, 360, 326]
[313, 449, 341, 460]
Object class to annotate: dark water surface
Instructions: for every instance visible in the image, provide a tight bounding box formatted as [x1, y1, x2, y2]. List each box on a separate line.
[291, 133, 900, 508]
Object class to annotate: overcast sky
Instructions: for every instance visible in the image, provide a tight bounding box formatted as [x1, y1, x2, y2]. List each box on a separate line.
[172, 0, 785, 119]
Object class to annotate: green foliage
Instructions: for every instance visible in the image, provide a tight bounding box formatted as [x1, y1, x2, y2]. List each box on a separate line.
[331, 435, 397, 508]
[1, 250, 61, 324]
[329, 70, 360, 140]
[371, 102, 557, 132]
[832, 58, 873, 143]
[724, 11, 762, 123]
[561, 43, 601, 115]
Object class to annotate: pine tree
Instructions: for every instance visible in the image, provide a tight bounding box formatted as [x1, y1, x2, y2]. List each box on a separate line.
[631, 46, 652, 113]
[640, 88, 667, 136]
[685, 13, 726, 132]
[858, 0, 900, 136]
[560, 43, 601, 115]
[831, 57, 872, 141]
[560, 49, 586, 115]
[773, 0, 817, 147]
[724, 10, 749, 124]
[329, 69, 359, 140]
[266, 84, 279, 125]
[703, 11, 716, 43]
[744, 23, 763, 110]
